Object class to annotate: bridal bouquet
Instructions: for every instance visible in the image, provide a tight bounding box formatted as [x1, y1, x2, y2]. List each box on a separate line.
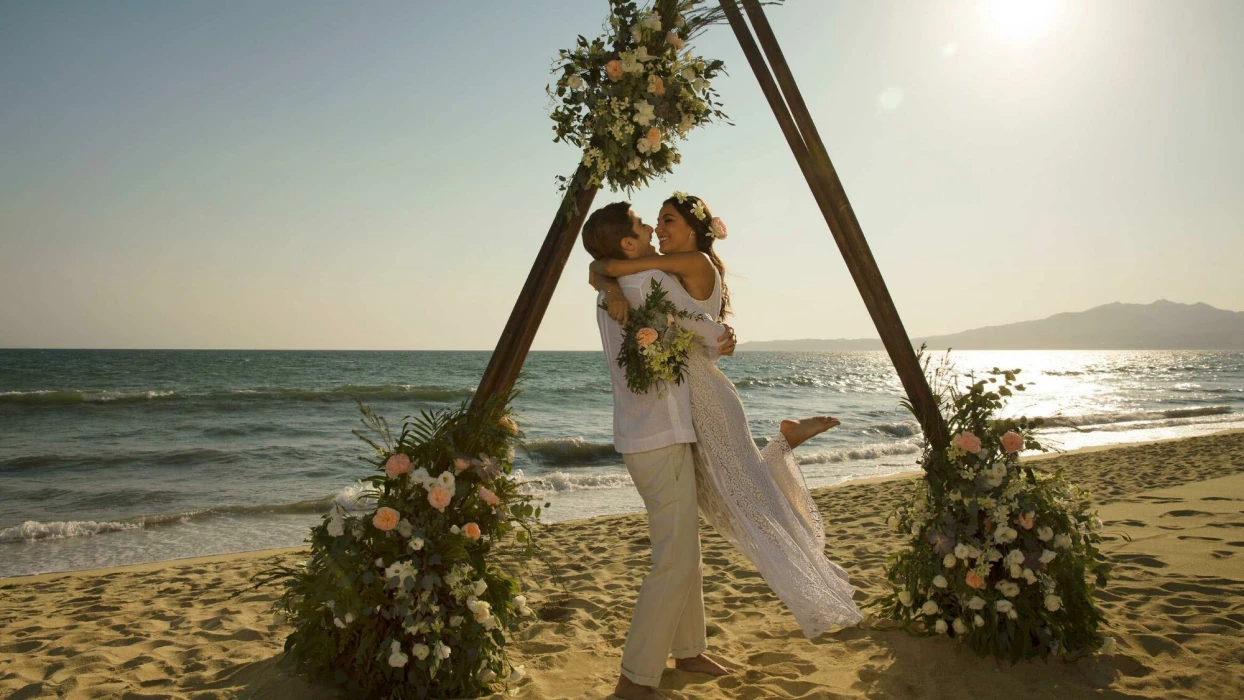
[610, 278, 706, 395]
[256, 392, 540, 698]
[877, 358, 1112, 661]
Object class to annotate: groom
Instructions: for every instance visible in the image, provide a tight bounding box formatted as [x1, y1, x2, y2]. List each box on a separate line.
[582, 202, 734, 699]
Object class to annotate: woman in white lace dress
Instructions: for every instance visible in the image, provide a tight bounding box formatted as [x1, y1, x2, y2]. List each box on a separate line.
[590, 194, 863, 638]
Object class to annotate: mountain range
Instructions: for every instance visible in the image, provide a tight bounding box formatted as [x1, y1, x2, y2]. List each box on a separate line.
[737, 301, 1244, 351]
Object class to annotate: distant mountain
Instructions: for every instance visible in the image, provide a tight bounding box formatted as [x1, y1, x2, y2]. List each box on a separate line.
[737, 301, 1244, 351]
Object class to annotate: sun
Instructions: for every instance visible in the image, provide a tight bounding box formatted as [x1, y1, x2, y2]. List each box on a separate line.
[983, 0, 1061, 43]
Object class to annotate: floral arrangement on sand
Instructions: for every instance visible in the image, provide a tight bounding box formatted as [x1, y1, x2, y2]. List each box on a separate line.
[256, 392, 541, 698]
[877, 356, 1114, 661]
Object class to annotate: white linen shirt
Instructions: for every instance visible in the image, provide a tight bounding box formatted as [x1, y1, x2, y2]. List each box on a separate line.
[597, 270, 728, 455]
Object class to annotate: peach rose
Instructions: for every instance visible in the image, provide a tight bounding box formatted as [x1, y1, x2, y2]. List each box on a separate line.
[427, 486, 453, 512]
[646, 126, 661, 146]
[1016, 512, 1035, 530]
[478, 486, 501, 507]
[635, 327, 659, 348]
[454, 457, 471, 473]
[953, 430, 982, 453]
[384, 454, 411, 479]
[965, 570, 985, 589]
[462, 522, 481, 541]
[666, 30, 685, 50]
[647, 74, 665, 96]
[499, 416, 519, 437]
[372, 507, 400, 532]
[1000, 431, 1024, 454]
[605, 59, 623, 81]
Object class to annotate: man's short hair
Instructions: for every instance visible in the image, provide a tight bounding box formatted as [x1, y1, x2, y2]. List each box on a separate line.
[581, 201, 634, 260]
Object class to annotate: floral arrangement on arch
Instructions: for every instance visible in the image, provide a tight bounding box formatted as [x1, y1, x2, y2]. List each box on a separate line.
[256, 392, 541, 698]
[877, 356, 1114, 661]
[549, 0, 731, 195]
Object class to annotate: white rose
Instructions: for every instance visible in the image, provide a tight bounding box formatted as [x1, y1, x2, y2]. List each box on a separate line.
[409, 536, 425, 552]
[967, 596, 987, 611]
[1010, 563, 1023, 579]
[472, 579, 488, 596]
[1004, 549, 1026, 567]
[935, 619, 948, 634]
[1040, 549, 1057, 564]
[953, 618, 968, 635]
[396, 519, 413, 538]
[921, 600, 939, 616]
[479, 669, 497, 683]
[986, 548, 1004, 562]
[998, 581, 1020, 598]
[1045, 595, 1062, 612]
[434, 641, 452, 660]
[898, 590, 913, 607]
[1023, 568, 1037, 585]
[943, 554, 958, 569]
[449, 615, 463, 628]
[344, 612, 354, 624]
[1053, 533, 1072, 549]
[1037, 526, 1054, 542]
[1090, 516, 1103, 531]
[411, 467, 432, 487]
[974, 614, 985, 627]
[388, 643, 409, 668]
[566, 74, 584, 90]
[411, 643, 430, 660]
[954, 543, 971, 559]
[375, 558, 385, 568]
[681, 66, 696, 81]
[438, 471, 455, 490]
[1008, 608, 1019, 620]
[933, 575, 948, 589]
[507, 665, 526, 683]
[450, 525, 461, 535]
[995, 600, 1014, 613]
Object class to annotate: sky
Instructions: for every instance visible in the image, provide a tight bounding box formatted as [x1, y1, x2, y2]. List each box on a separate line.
[1, 0, 1241, 350]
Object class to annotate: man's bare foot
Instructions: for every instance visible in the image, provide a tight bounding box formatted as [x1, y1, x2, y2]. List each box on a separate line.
[780, 416, 840, 449]
[613, 675, 665, 700]
[674, 653, 730, 677]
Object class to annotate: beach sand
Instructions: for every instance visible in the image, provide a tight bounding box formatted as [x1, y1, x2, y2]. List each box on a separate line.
[2, 431, 1242, 699]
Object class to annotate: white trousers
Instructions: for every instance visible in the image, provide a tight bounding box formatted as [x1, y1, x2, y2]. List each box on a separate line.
[619, 442, 707, 687]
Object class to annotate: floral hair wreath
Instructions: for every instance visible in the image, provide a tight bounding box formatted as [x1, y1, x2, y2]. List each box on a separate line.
[671, 190, 728, 240]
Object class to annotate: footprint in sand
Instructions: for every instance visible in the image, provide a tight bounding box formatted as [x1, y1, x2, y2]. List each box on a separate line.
[1176, 535, 1222, 542]
[1160, 509, 1215, 517]
[1111, 553, 1168, 569]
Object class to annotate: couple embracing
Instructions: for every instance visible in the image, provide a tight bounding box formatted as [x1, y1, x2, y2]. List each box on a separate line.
[582, 193, 864, 699]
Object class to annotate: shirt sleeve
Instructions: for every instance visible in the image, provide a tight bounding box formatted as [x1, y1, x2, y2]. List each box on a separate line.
[621, 271, 728, 360]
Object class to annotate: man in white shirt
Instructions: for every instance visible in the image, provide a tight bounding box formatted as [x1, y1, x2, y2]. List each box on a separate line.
[582, 201, 735, 700]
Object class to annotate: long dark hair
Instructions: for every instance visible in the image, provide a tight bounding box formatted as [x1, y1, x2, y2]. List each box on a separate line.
[663, 195, 730, 319]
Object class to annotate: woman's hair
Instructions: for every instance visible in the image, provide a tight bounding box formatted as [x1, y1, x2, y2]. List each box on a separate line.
[662, 195, 731, 319]
[582, 201, 634, 260]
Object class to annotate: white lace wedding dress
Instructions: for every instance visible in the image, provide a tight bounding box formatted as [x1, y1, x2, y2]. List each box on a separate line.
[685, 270, 863, 637]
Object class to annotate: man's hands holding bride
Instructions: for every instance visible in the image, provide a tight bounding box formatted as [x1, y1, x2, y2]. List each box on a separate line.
[588, 270, 736, 356]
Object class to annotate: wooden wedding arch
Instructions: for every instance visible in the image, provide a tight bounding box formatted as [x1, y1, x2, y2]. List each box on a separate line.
[469, 0, 951, 452]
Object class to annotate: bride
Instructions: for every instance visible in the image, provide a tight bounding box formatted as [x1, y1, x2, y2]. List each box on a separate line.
[591, 193, 863, 637]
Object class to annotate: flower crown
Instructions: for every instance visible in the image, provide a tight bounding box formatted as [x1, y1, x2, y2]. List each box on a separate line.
[670, 191, 728, 240]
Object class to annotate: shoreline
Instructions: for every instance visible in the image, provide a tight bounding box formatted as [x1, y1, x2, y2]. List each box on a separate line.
[2, 429, 1242, 699]
[4, 427, 1241, 586]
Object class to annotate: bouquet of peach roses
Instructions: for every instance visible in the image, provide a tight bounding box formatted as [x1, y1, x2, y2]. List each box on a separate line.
[607, 279, 706, 395]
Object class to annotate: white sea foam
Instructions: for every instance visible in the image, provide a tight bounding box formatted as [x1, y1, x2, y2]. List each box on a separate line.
[514, 469, 634, 495]
[0, 519, 144, 543]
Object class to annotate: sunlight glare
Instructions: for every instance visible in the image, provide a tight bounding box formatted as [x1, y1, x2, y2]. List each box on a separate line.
[984, 0, 1061, 43]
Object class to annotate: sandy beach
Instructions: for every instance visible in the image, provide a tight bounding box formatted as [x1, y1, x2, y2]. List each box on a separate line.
[3, 431, 1242, 700]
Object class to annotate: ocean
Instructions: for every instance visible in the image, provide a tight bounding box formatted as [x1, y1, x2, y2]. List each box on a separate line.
[1, 349, 1241, 577]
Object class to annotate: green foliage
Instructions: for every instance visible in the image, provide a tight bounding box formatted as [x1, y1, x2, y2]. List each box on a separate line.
[606, 278, 706, 394]
[877, 352, 1111, 661]
[256, 391, 537, 698]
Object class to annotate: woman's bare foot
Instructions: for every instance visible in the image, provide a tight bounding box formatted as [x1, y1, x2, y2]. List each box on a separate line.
[674, 653, 730, 676]
[780, 416, 840, 450]
[613, 675, 666, 699]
